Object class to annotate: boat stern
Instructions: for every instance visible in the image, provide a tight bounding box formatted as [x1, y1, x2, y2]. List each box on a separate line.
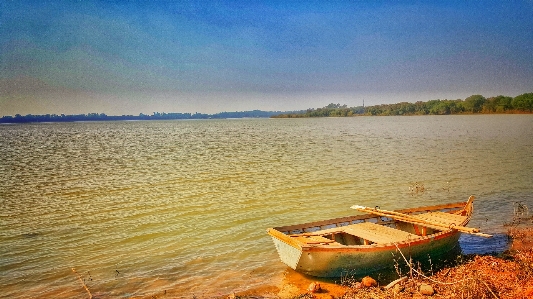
[267, 228, 303, 270]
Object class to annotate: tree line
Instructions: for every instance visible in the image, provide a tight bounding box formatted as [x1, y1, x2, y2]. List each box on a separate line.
[2, 93, 531, 123]
[271, 93, 533, 118]
[0, 110, 304, 124]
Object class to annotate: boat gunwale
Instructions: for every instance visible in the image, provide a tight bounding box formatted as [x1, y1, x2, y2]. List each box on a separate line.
[271, 201, 469, 232]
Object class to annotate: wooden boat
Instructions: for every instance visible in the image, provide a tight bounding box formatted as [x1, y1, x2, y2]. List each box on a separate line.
[267, 196, 490, 277]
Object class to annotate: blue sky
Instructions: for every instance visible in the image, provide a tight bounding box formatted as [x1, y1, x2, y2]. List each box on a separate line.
[1, 1, 533, 115]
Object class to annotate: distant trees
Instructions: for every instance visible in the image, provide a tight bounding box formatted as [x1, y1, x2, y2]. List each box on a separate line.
[512, 93, 533, 112]
[272, 92, 533, 118]
[483, 95, 513, 113]
[463, 95, 486, 113]
[3, 93, 532, 123]
[280, 103, 364, 118]
[0, 110, 304, 123]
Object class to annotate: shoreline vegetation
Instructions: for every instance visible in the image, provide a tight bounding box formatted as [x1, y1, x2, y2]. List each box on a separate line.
[2, 93, 532, 124]
[272, 93, 533, 118]
[0, 110, 305, 124]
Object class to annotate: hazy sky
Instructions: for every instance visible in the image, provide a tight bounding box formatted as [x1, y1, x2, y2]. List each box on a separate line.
[1, 1, 533, 116]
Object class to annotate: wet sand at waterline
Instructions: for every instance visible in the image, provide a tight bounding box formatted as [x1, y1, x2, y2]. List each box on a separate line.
[1, 115, 532, 298]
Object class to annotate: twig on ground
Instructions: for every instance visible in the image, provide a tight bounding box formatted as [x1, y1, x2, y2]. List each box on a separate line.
[480, 280, 499, 299]
[72, 268, 93, 299]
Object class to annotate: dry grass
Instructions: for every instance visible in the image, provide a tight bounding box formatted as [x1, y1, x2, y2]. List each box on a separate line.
[315, 249, 533, 299]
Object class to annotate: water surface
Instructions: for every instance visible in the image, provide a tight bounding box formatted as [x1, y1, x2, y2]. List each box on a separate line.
[1, 115, 532, 298]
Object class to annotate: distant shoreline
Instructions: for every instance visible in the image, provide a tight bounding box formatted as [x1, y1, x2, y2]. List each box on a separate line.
[273, 93, 533, 118]
[2, 92, 531, 123]
[3, 110, 531, 125]
[0, 110, 303, 124]
[272, 110, 533, 118]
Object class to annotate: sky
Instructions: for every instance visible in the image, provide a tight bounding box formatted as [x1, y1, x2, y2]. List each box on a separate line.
[1, 1, 533, 116]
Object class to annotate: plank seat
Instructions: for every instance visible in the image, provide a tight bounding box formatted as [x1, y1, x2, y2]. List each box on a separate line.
[412, 211, 467, 227]
[343, 222, 419, 244]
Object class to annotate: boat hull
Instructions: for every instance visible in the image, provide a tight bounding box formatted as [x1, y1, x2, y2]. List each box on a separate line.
[270, 231, 461, 277]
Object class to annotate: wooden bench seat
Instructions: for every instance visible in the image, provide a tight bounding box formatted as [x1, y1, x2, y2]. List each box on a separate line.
[343, 222, 419, 244]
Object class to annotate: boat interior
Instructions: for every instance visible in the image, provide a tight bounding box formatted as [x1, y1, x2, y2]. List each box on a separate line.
[273, 202, 470, 247]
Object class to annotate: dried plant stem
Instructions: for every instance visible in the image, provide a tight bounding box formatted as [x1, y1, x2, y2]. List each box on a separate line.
[481, 280, 499, 299]
[72, 268, 92, 299]
[393, 243, 467, 285]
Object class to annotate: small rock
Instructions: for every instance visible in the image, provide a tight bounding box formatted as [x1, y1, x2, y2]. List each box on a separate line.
[308, 282, 322, 293]
[361, 276, 377, 288]
[352, 282, 362, 289]
[419, 284, 434, 296]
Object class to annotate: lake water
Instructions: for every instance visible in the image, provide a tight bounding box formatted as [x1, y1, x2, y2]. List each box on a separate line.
[1, 115, 532, 298]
